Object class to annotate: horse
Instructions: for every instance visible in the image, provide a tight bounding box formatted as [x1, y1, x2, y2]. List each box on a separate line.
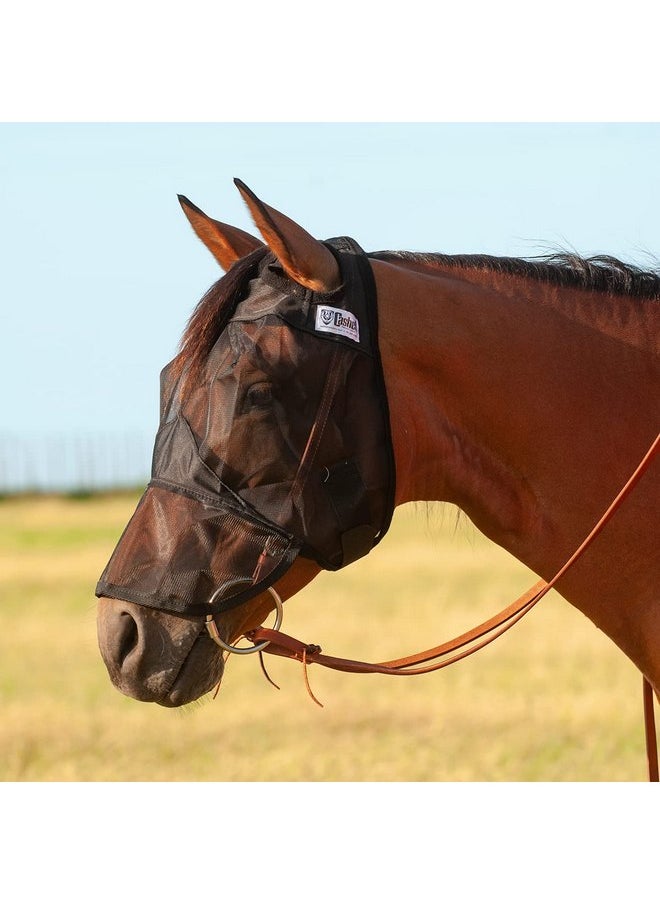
[96, 179, 659, 774]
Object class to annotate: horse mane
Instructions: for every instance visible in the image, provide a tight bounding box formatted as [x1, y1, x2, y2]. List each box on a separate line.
[369, 250, 660, 300]
[173, 244, 659, 389]
[171, 246, 270, 391]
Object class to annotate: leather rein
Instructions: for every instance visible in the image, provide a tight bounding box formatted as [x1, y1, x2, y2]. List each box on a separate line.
[240, 433, 660, 780]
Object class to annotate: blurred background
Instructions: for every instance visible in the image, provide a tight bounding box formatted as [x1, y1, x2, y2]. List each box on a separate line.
[1, 122, 658, 782]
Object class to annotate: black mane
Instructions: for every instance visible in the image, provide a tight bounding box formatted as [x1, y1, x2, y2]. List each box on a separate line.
[173, 246, 270, 388]
[370, 250, 660, 300]
[174, 244, 659, 387]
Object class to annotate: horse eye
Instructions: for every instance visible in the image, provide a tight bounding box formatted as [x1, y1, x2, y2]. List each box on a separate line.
[247, 382, 273, 407]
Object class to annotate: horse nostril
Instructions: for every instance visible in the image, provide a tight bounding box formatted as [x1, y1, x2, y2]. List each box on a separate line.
[116, 611, 139, 667]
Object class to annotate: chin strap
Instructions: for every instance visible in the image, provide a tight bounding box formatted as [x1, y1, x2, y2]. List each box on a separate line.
[247, 432, 660, 781]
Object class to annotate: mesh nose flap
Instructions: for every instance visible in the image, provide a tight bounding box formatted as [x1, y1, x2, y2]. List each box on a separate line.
[95, 484, 299, 616]
[96, 234, 395, 617]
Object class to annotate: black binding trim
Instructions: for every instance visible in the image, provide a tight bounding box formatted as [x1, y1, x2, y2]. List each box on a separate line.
[323, 237, 396, 554]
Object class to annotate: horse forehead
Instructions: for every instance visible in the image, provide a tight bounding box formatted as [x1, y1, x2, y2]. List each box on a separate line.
[222, 319, 301, 376]
[233, 273, 289, 320]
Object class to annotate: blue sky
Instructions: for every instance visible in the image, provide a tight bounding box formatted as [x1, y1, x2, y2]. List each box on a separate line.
[2, 123, 659, 441]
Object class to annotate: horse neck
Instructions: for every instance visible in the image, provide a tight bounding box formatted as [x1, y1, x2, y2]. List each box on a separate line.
[372, 255, 660, 680]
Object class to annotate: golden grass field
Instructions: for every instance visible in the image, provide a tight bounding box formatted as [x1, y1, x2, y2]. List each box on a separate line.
[0, 491, 648, 781]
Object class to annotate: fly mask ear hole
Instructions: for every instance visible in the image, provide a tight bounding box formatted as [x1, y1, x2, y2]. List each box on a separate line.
[233, 179, 341, 293]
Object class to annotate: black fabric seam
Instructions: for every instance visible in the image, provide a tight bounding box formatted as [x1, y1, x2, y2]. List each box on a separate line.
[147, 478, 295, 543]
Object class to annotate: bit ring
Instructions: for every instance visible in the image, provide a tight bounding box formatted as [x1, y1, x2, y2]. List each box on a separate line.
[205, 585, 283, 654]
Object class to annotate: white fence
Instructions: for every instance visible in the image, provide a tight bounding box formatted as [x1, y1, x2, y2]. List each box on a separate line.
[0, 432, 153, 494]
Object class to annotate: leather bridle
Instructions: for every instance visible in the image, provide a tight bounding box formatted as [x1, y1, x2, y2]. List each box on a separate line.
[230, 432, 660, 781]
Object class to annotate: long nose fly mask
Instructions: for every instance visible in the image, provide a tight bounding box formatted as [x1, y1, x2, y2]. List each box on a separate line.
[96, 237, 396, 617]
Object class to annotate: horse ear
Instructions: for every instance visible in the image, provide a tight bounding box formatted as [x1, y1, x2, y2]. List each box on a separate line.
[178, 195, 264, 271]
[233, 178, 341, 293]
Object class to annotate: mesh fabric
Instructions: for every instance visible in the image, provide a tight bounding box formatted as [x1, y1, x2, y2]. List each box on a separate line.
[96, 237, 395, 615]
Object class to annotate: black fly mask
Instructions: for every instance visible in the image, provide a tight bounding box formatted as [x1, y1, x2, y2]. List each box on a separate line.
[96, 237, 395, 617]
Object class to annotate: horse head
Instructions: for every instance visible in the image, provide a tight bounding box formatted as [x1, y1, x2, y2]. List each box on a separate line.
[96, 180, 394, 705]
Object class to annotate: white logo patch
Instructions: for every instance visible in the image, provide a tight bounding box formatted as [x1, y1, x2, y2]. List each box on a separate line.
[314, 305, 360, 343]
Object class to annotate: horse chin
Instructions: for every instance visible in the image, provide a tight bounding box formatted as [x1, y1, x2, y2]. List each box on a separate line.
[96, 597, 224, 707]
[157, 631, 225, 707]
